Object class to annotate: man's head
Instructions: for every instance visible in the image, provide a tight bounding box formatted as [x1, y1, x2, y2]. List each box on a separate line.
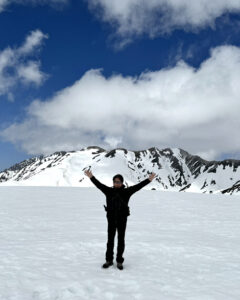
[113, 174, 124, 188]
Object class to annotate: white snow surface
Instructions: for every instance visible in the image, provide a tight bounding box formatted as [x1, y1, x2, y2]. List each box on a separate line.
[0, 186, 239, 300]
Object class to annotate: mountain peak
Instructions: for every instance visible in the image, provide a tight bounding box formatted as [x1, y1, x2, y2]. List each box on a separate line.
[0, 146, 240, 195]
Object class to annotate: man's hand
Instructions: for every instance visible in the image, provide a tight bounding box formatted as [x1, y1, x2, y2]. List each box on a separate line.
[148, 172, 156, 181]
[84, 169, 93, 178]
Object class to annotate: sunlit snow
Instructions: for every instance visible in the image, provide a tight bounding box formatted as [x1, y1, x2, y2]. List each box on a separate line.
[0, 186, 239, 299]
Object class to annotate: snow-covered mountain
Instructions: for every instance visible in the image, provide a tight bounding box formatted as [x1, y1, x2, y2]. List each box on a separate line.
[221, 181, 240, 195]
[0, 146, 240, 194]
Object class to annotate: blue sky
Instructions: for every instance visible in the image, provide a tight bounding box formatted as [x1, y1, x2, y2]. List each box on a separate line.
[1, 0, 240, 171]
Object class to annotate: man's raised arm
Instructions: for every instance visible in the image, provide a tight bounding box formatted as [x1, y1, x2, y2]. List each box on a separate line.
[84, 169, 111, 195]
[127, 172, 156, 195]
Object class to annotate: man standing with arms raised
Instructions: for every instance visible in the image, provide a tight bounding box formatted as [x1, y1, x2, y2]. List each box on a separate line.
[84, 169, 156, 270]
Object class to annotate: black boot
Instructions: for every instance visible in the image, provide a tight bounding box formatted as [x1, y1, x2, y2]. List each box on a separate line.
[102, 261, 113, 268]
[117, 262, 123, 270]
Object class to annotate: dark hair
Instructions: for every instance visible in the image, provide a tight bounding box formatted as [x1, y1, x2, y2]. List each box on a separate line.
[113, 174, 124, 183]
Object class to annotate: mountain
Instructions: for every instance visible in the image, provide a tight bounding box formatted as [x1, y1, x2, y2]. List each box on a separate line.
[0, 146, 240, 194]
[221, 181, 240, 195]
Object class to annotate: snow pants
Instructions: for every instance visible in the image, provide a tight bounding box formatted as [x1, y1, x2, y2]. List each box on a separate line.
[105, 214, 128, 263]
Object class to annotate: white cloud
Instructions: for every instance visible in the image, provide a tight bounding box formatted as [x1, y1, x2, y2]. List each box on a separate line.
[104, 136, 122, 148]
[0, 0, 67, 12]
[0, 29, 48, 97]
[17, 61, 47, 86]
[194, 150, 218, 161]
[1, 44, 240, 160]
[87, 0, 240, 45]
[18, 29, 48, 55]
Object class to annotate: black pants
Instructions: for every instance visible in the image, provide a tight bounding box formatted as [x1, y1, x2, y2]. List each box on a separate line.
[105, 215, 128, 263]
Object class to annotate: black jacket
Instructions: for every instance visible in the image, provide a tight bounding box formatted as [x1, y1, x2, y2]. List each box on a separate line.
[90, 176, 151, 218]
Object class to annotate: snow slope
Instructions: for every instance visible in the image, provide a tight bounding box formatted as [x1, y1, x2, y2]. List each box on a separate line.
[0, 186, 239, 299]
[1, 146, 240, 194]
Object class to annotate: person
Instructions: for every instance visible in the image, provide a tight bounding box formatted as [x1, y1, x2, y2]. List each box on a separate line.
[84, 169, 156, 270]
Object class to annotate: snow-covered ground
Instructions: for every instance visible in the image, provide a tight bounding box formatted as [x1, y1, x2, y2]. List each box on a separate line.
[0, 186, 239, 300]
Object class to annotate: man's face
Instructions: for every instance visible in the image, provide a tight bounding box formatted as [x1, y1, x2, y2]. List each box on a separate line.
[113, 179, 123, 188]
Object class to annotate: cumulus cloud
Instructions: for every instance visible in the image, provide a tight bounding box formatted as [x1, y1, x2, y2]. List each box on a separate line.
[1, 44, 240, 160]
[0, 0, 67, 12]
[0, 29, 48, 97]
[17, 29, 48, 55]
[87, 0, 240, 46]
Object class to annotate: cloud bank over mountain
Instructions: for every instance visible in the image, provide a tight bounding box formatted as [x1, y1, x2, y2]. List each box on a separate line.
[1, 44, 240, 160]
